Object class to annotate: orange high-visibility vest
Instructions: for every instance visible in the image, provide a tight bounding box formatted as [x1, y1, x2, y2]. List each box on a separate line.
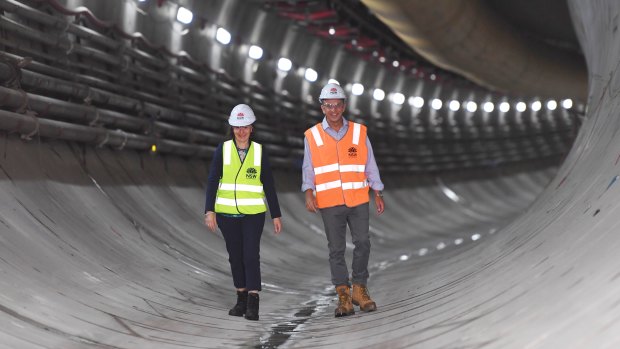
[305, 121, 369, 208]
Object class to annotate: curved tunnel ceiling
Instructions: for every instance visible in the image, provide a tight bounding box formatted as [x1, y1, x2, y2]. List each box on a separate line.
[1, 0, 619, 348]
[361, 0, 588, 101]
[0, 0, 582, 175]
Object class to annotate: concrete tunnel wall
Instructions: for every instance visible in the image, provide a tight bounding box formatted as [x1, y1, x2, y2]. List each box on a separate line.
[1, 1, 620, 349]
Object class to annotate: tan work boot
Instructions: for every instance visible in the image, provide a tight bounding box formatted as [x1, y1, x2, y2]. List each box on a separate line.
[352, 284, 377, 312]
[334, 285, 355, 317]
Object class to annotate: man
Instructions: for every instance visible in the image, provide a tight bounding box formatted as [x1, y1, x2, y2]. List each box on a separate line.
[302, 83, 385, 317]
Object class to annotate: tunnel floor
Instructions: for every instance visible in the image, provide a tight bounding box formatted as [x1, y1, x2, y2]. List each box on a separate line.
[0, 134, 558, 348]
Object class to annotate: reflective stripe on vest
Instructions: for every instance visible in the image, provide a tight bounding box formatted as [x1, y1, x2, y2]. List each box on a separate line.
[215, 140, 266, 214]
[223, 140, 261, 166]
[305, 121, 369, 208]
[218, 183, 264, 193]
[314, 164, 366, 176]
[352, 122, 361, 145]
[315, 179, 342, 192]
[310, 125, 323, 146]
[311, 123, 362, 146]
[315, 180, 368, 192]
[215, 198, 265, 206]
[314, 163, 339, 175]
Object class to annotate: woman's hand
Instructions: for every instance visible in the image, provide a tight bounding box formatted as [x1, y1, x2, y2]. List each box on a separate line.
[204, 211, 218, 232]
[273, 217, 282, 235]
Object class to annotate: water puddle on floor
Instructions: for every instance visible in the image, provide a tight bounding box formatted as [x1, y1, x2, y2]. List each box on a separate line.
[255, 289, 333, 348]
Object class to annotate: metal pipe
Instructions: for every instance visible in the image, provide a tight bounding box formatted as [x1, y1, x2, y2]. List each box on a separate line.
[0, 108, 218, 158]
[0, 84, 143, 129]
[0, 0, 167, 70]
[0, 5, 317, 134]
[18, 69, 141, 111]
[2, 52, 222, 129]
[0, 86, 222, 146]
[0, 108, 143, 149]
[0, 41, 232, 131]
[0, 61, 15, 84]
[0, 23, 215, 113]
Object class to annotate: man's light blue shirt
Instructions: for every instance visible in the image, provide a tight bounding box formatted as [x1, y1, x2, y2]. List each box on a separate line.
[302, 117, 385, 192]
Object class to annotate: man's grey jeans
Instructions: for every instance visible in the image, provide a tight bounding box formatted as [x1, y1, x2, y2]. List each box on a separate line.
[320, 203, 370, 286]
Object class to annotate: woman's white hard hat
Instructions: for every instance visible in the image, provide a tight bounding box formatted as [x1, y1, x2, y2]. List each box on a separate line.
[228, 104, 256, 126]
[319, 83, 346, 102]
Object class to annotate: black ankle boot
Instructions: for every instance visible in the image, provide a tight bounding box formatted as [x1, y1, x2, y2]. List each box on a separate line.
[229, 290, 248, 317]
[245, 292, 259, 321]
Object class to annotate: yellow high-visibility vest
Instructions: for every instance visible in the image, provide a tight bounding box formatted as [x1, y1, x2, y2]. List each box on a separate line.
[215, 140, 267, 214]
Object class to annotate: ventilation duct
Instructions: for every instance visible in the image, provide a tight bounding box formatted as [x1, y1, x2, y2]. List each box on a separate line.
[361, 0, 587, 101]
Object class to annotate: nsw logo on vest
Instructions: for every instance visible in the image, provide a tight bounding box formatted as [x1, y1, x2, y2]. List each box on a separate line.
[246, 167, 257, 179]
[348, 146, 357, 157]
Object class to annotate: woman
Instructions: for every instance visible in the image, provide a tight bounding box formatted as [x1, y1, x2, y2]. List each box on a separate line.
[204, 104, 282, 321]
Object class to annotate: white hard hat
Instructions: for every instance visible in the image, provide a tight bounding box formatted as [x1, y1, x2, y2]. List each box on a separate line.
[319, 83, 347, 102]
[228, 104, 256, 127]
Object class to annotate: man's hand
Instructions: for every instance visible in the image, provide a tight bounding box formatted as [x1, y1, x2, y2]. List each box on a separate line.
[204, 211, 218, 232]
[305, 189, 318, 213]
[374, 193, 385, 215]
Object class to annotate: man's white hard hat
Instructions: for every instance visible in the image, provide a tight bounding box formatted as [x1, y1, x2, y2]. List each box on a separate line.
[319, 83, 347, 102]
[228, 104, 256, 127]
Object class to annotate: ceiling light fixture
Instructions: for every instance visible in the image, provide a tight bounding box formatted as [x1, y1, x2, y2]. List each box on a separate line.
[277, 57, 292, 72]
[351, 83, 364, 95]
[216, 27, 231, 45]
[466, 101, 478, 112]
[304, 68, 318, 82]
[392, 93, 405, 105]
[409, 96, 425, 108]
[562, 99, 573, 109]
[176, 6, 193, 24]
[248, 45, 263, 60]
[373, 89, 385, 101]
[449, 100, 460, 111]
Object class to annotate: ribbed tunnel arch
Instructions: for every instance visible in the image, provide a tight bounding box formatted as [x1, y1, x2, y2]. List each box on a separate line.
[361, 0, 588, 101]
[1, 0, 618, 348]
